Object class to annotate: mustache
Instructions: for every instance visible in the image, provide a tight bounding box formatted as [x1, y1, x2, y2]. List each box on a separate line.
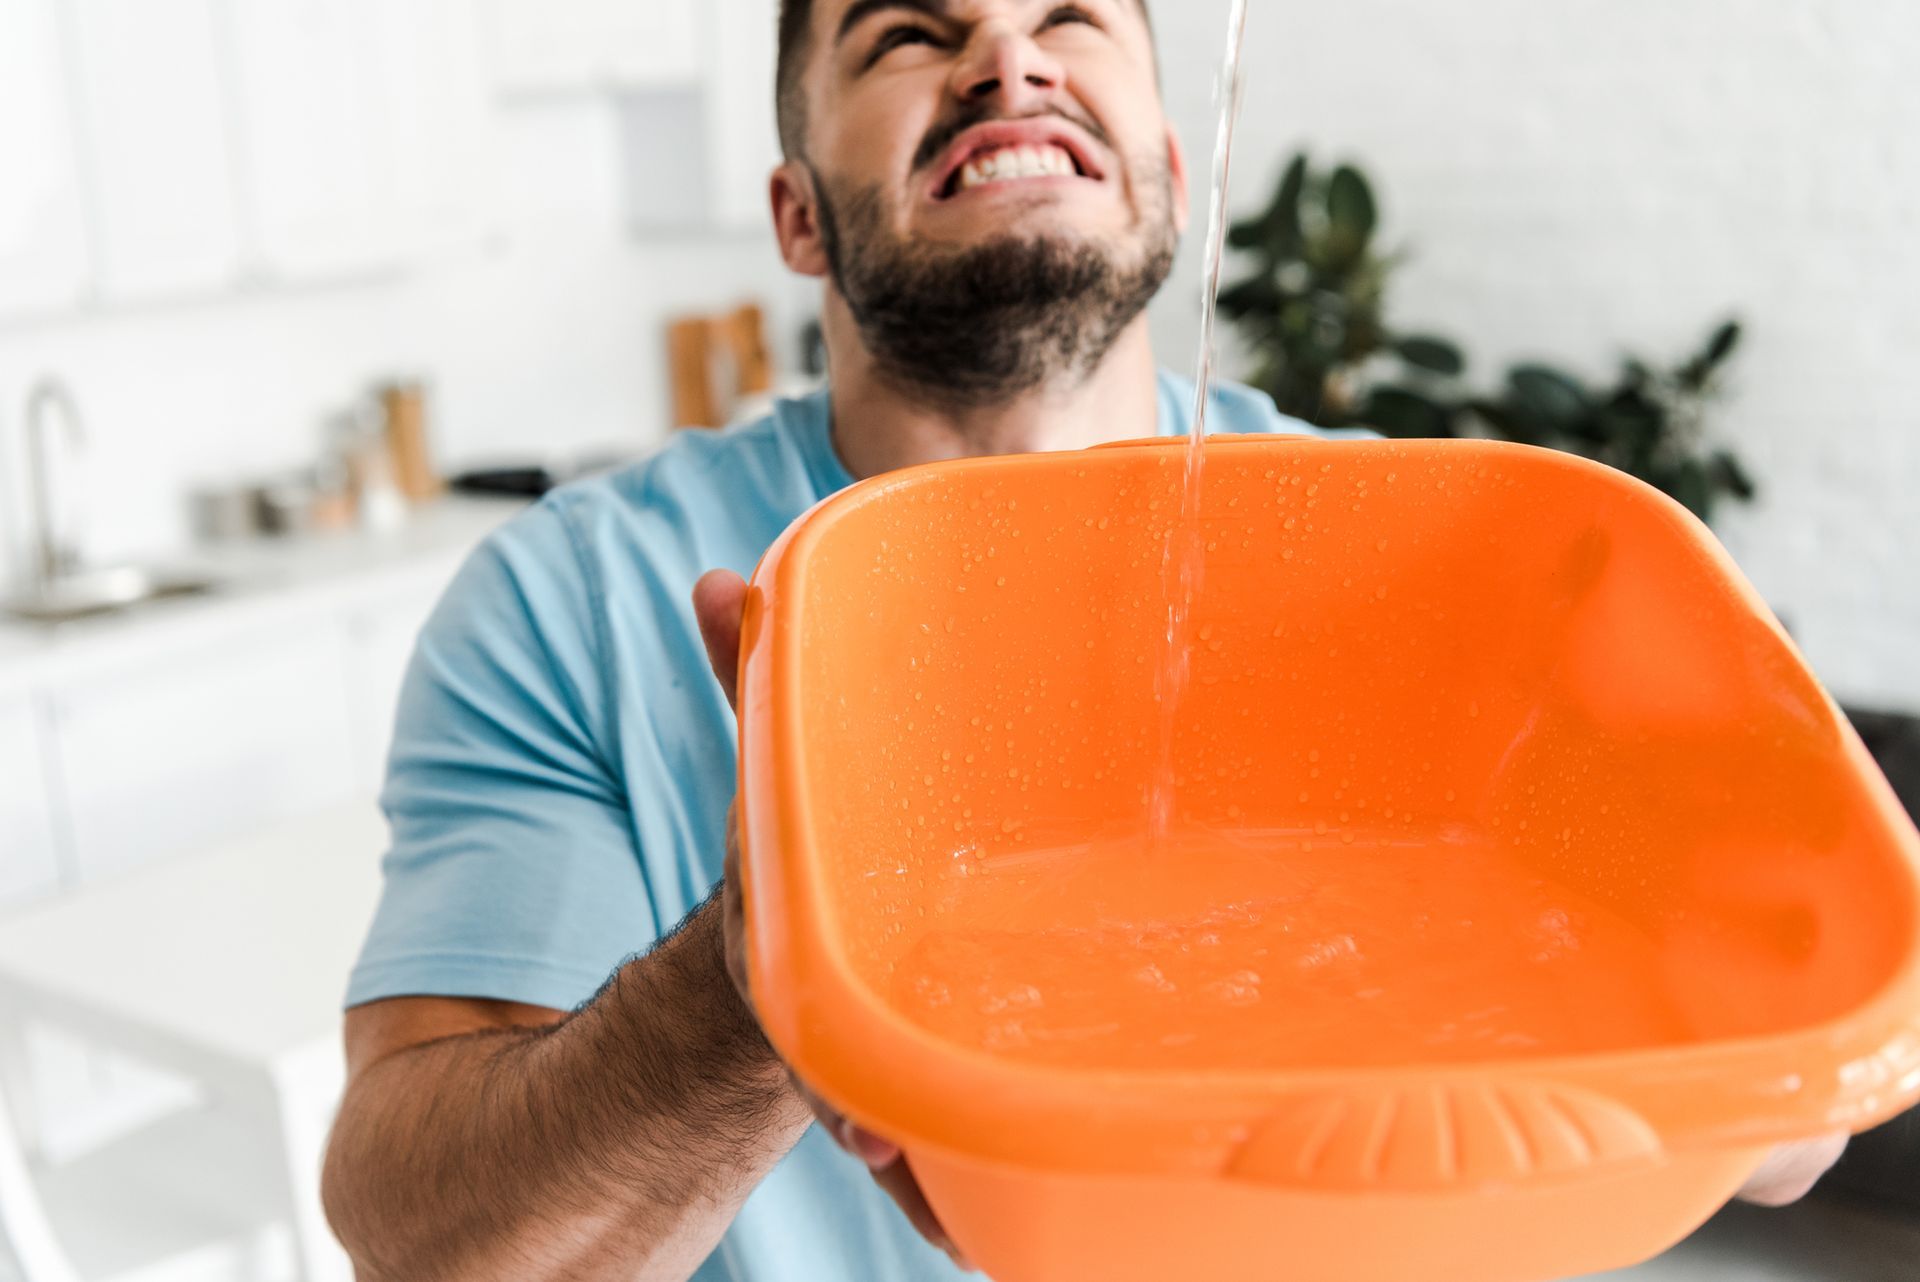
[910, 102, 1116, 174]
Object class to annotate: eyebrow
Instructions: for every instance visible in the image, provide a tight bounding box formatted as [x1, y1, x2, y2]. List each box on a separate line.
[837, 0, 953, 45]
[834, 0, 1141, 45]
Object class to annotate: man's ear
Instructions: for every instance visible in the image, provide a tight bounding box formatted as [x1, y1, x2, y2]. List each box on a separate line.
[1165, 126, 1192, 236]
[771, 162, 830, 279]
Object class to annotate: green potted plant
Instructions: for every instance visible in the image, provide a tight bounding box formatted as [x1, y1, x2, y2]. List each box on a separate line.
[1220, 151, 1758, 525]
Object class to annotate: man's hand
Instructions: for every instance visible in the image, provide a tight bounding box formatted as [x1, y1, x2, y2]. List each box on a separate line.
[1736, 1132, 1849, 1207]
[693, 569, 972, 1271]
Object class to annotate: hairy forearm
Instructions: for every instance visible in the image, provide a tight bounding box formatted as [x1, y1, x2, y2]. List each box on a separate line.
[322, 900, 813, 1282]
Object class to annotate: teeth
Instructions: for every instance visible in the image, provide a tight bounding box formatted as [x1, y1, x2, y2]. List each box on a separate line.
[956, 144, 1077, 193]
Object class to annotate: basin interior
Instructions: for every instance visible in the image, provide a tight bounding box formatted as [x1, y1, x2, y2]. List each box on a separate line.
[788, 441, 1916, 1074]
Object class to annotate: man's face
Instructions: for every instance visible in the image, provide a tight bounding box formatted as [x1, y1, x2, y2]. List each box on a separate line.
[777, 0, 1187, 405]
[806, 0, 1178, 250]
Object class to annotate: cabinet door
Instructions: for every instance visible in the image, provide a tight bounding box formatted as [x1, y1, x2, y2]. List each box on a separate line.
[366, 0, 497, 261]
[484, 0, 700, 95]
[51, 626, 358, 882]
[225, 0, 398, 282]
[705, 0, 780, 231]
[0, 0, 91, 318]
[0, 696, 62, 909]
[67, 0, 244, 301]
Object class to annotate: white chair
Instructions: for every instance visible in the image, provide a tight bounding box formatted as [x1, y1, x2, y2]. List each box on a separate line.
[0, 804, 387, 1282]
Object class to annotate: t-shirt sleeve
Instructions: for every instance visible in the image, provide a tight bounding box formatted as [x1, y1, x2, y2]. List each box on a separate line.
[345, 498, 657, 1012]
[1197, 376, 1383, 441]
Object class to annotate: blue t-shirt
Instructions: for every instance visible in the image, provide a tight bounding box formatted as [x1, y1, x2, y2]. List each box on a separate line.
[349, 371, 1358, 1282]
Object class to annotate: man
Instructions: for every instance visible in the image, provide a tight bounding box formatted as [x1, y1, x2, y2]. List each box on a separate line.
[321, 1, 1846, 1278]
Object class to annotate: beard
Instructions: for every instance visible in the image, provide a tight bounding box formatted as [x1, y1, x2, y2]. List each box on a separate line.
[811, 155, 1179, 411]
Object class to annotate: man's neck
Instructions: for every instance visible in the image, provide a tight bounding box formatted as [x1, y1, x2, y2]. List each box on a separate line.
[823, 299, 1163, 480]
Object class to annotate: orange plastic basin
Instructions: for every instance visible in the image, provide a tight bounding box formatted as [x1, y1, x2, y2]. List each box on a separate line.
[736, 435, 1920, 1282]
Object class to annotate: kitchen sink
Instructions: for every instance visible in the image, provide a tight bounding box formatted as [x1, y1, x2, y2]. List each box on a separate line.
[1, 566, 217, 624]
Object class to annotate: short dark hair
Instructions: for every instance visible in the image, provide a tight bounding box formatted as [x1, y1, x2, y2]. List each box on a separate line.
[776, 0, 1152, 159]
[775, 0, 814, 158]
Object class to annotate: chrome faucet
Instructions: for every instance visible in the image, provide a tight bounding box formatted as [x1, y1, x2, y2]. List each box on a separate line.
[1, 378, 214, 623]
[22, 376, 87, 589]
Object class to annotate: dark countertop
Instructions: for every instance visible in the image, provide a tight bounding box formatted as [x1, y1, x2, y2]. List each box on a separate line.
[1832, 708, 1920, 1217]
[1596, 1195, 1920, 1280]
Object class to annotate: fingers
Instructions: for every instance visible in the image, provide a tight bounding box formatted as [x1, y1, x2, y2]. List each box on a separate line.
[791, 1077, 901, 1167]
[695, 564, 959, 1265]
[692, 569, 750, 710]
[1736, 1132, 1849, 1207]
[838, 1118, 904, 1171]
[875, 1154, 973, 1271]
[790, 1080, 968, 1265]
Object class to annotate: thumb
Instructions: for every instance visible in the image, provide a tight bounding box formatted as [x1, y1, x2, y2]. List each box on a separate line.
[693, 569, 750, 711]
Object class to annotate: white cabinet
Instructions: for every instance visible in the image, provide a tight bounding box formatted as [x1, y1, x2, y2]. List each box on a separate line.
[51, 626, 358, 881]
[67, 0, 245, 302]
[0, 696, 62, 909]
[367, 0, 498, 261]
[220, 0, 498, 282]
[224, 0, 398, 283]
[618, 0, 781, 233]
[5, 0, 500, 311]
[618, 90, 712, 231]
[0, 505, 509, 1174]
[705, 0, 781, 230]
[0, 0, 91, 318]
[484, 0, 700, 95]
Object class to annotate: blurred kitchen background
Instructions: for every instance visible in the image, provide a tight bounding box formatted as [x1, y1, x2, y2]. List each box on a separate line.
[0, 1, 1914, 1279]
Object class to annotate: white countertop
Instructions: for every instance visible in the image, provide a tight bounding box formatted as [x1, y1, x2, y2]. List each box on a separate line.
[0, 496, 527, 698]
[0, 801, 389, 1070]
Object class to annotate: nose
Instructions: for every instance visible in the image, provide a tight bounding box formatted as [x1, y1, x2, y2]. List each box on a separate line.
[950, 23, 1065, 113]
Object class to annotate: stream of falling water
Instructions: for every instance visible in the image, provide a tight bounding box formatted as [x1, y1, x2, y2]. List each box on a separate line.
[1149, 0, 1252, 842]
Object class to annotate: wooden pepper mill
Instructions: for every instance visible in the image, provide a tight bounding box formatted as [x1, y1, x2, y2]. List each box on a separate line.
[378, 380, 441, 503]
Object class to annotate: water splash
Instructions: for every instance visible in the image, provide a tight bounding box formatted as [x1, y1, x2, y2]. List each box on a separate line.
[1151, 0, 1252, 842]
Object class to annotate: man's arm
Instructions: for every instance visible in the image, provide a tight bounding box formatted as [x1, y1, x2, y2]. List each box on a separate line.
[322, 896, 812, 1282]
[324, 560, 965, 1282]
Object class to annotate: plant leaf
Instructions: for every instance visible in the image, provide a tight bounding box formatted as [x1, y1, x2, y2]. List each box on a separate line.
[1705, 319, 1742, 366]
[1708, 450, 1758, 501]
[1226, 215, 1266, 252]
[1679, 319, 1744, 389]
[1362, 386, 1453, 439]
[1216, 273, 1283, 319]
[1594, 401, 1663, 469]
[1229, 155, 1309, 259]
[1323, 165, 1377, 269]
[1508, 364, 1592, 426]
[1393, 335, 1466, 377]
[1273, 153, 1308, 241]
[1671, 458, 1712, 520]
[1466, 397, 1540, 445]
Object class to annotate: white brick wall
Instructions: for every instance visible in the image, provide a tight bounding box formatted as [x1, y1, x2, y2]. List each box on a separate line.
[1150, 0, 1920, 714]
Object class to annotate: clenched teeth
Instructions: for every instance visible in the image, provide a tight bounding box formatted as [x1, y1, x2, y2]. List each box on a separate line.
[957, 144, 1078, 193]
